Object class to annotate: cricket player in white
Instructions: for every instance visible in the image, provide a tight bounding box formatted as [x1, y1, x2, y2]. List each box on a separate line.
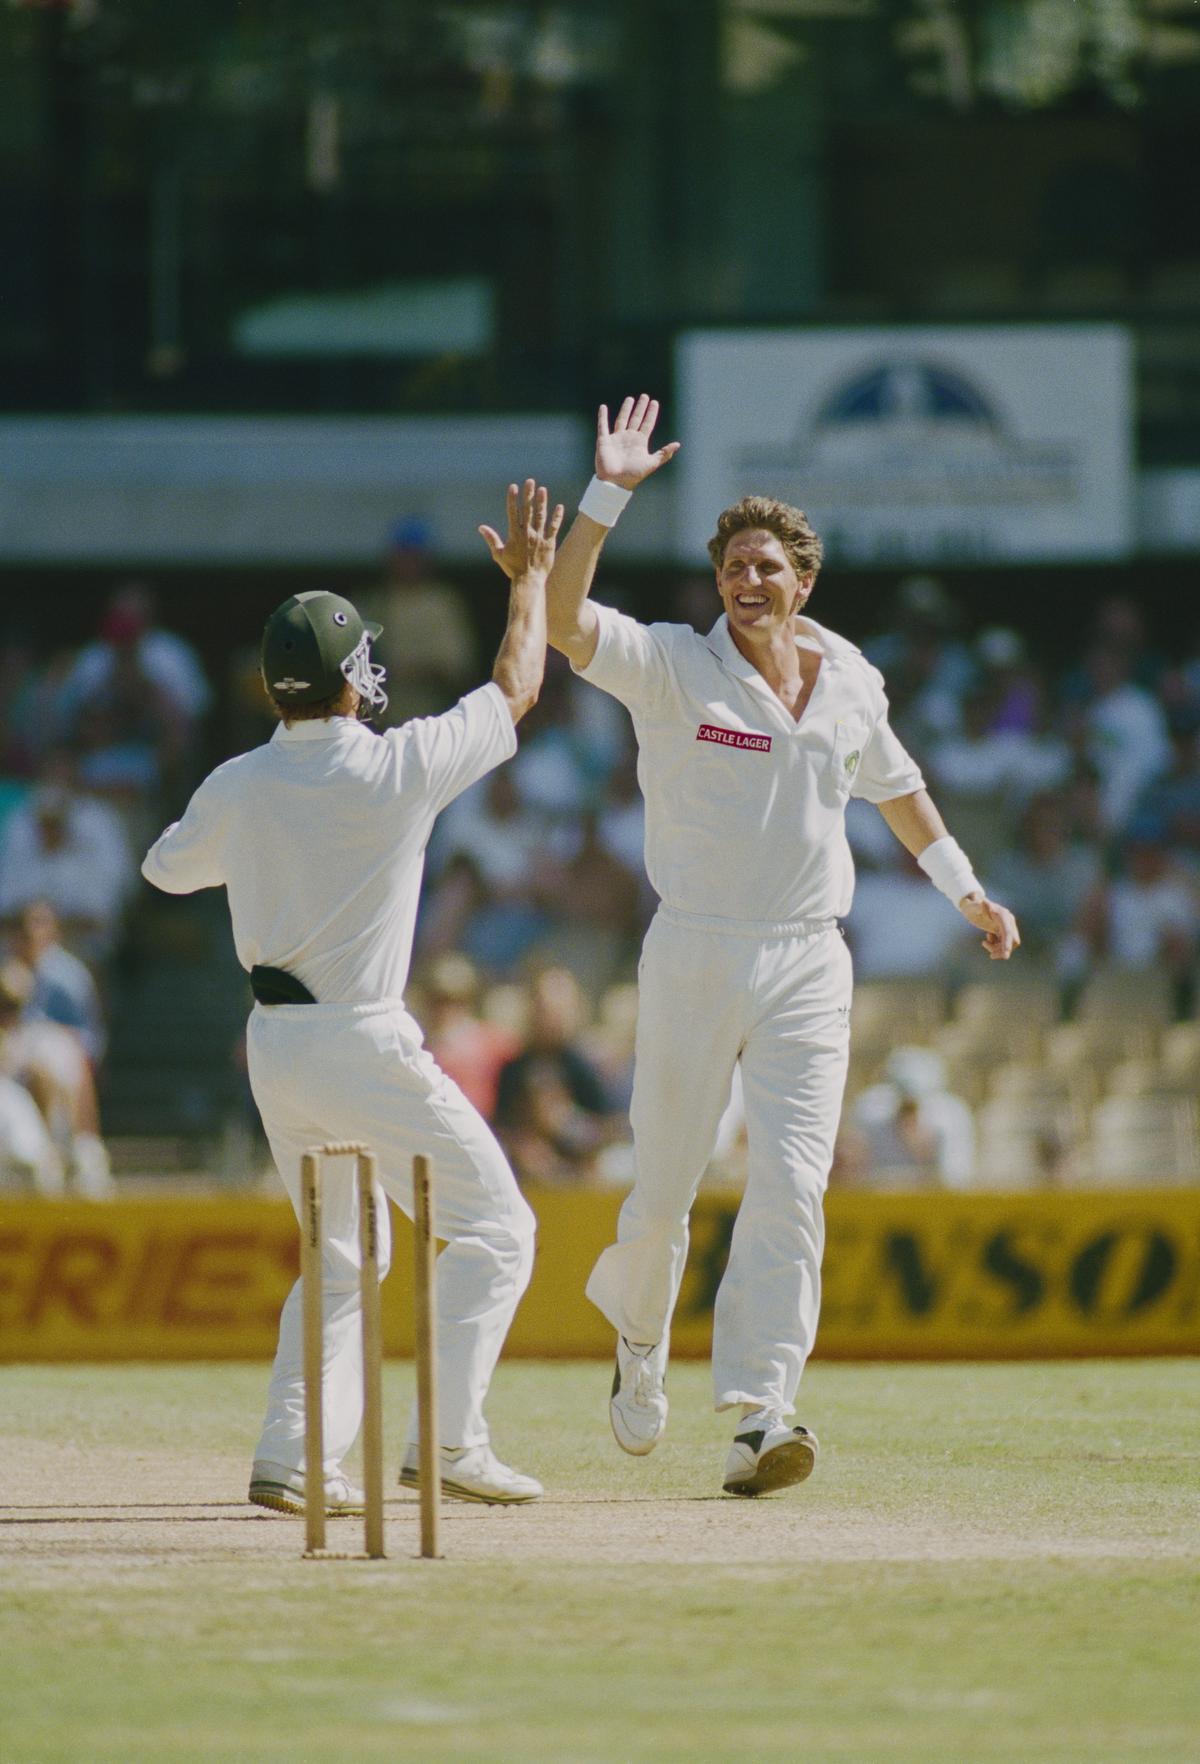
[143, 480, 563, 1513]
[532, 395, 1020, 1496]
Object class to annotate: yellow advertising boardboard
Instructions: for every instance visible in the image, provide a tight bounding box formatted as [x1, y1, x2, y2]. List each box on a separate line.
[1, 1187, 1198, 1361]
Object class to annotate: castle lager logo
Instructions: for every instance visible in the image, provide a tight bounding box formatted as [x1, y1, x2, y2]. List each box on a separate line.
[696, 724, 772, 752]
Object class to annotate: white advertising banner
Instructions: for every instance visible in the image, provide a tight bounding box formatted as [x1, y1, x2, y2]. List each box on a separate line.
[677, 325, 1134, 566]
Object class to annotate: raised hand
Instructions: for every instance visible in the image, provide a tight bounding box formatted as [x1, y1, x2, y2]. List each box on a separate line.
[595, 394, 681, 490]
[479, 479, 566, 582]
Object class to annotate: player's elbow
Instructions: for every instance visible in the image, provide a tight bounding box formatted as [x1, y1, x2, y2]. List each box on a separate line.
[547, 618, 599, 673]
[140, 855, 195, 896]
[546, 618, 580, 658]
[502, 685, 539, 725]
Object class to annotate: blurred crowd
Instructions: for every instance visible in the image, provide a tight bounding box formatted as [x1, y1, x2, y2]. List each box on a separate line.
[847, 579, 1200, 1003]
[2, 535, 1198, 1195]
[0, 580, 211, 1194]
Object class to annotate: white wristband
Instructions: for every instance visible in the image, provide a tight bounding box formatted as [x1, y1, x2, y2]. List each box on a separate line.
[918, 836, 982, 905]
[579, 475, 633, 528]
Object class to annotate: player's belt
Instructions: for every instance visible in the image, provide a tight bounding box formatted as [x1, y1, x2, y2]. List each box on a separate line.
[250, 964, 318, 1006]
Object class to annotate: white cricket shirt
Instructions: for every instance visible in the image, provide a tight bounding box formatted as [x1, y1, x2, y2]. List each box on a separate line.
[142, 684, 516, 1003]
[575, 607, 923, 923]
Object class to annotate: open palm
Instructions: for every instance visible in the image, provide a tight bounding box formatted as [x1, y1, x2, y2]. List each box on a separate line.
[478, 478, 565, 580]
[596, 394, 681, 490]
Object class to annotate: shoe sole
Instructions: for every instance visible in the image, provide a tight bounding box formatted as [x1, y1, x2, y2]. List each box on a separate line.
[249, 1483, 364, 1518]
[722, 1437, 817, 1498]
[396, 1468, 541, 1506]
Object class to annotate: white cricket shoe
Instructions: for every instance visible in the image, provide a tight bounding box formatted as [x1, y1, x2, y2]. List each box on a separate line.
[398, 1444, 543, 1505]
[609, 1336, 669, 1456]
[722, 1420, 818, 1497]
[248, 1459, 365, 1516]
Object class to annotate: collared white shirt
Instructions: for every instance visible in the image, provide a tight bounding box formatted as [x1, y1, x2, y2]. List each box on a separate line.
[142, 684, 516, 1004]
[575, 606, 923, 923]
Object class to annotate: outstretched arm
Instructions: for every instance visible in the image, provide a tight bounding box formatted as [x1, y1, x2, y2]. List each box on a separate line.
[878, 788, 1021, 961]
[546, 394, 680, 669]
[479, 479, 564, 725]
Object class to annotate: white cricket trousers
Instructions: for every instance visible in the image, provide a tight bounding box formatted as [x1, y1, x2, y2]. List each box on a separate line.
[246, 999, 535, 1471]
[586, 909, 852, 1416]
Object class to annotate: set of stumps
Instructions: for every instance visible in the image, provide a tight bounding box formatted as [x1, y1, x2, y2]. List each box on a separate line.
[300, 1145, 440, 1562]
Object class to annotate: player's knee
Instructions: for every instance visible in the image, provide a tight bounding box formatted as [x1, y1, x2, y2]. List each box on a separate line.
[492, 1196, 536, 1279]
[510, 1195, 537, 1255]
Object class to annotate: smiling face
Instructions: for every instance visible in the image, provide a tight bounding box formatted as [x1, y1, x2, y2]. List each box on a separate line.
[715, 529, 814, 641]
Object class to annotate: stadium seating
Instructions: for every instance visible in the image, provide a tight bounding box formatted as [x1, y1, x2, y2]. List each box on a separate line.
[1076, 966, 1175, 1026]
[837, 969, 1200, 1189]
[975, 1096, 1083, 1189]
[1087, 1096, 1200, 1185]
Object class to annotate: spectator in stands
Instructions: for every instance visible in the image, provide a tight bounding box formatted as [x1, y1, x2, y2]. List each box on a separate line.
[850, 1047, 976, 1189]
[862, 575, 975, 750]
[511, 658, 592, 820]
[0, 628, 75, 776]
[559, 823, 640, 953]
[1158, 662, 1200, 743]
[529, 809, 643, 996]
[0, 1068, 62, 1196]
[1071, 646, 1170, 831]
[68, 649, 188, 816]
[1070, 824, 1197, 988]
[1060, 758, 1108, 849]
[495, 966, 619, 1185]
[8, 900, 107, 1063]
[1062, 595, 1165, 700]
[597, 738, 646, 881]
[354, 517, 477, 722]
[926, 682, 1072, 873]
[423, 953, 520, 1121]
[413, 853, 490, 969]
[0, 962, 110, 1196]
[426, 766, 551, 971]
[973, 626, 1042, 735]
[55, 578, 210, 744]
[568, 670, 628, 787]
[1135, 723, 1200, 875]
[927, 683, 1071, 807]
[580, 981, 640, 1114]
[1158, 629, 1200, 740]
[0, 755, 135, 962]
[985, 794, 1103, 964]
[845, 847, 976, 981]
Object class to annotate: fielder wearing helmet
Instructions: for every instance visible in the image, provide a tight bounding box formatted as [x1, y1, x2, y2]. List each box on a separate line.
[261, 590, 389, 721]
[144, 477, 563, 1512]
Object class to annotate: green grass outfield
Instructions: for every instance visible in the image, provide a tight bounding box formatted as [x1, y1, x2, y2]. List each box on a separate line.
[2, 1359, 1197, 1764]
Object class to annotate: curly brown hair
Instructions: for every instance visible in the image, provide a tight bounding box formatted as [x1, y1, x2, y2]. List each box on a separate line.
[706, 495, 824, 581]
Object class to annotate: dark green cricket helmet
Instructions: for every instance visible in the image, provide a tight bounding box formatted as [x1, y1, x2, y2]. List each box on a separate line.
[261, 591, 387, 719]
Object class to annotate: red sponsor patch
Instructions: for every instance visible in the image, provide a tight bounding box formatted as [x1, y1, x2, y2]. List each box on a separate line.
[696, 723, 773, 752]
